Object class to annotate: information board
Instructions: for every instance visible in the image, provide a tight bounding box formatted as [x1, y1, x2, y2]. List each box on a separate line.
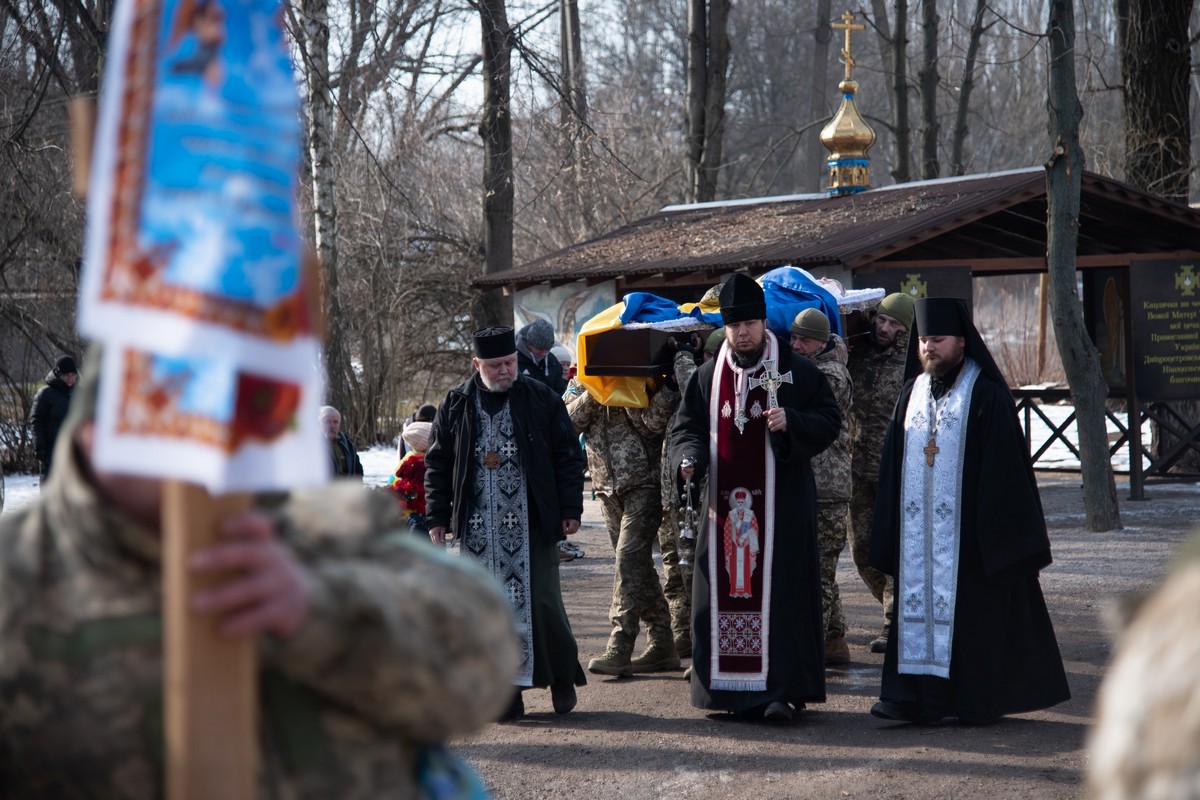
[1129, 258, 1200, 400]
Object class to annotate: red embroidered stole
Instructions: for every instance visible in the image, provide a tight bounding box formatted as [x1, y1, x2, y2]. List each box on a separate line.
[706, 336, 778, 691]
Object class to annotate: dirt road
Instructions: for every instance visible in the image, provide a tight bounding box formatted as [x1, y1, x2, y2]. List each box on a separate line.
[456, 477, 1198, 800]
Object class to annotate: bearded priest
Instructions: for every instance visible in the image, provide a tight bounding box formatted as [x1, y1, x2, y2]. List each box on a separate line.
[868, 297, 1070, 726]
[670, 274, 840, 721]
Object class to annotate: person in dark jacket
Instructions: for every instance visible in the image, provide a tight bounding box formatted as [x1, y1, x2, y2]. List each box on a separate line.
[30, 355, 78, 482]
[515, 318, 567, 395]
[425, 326, 587, 721]
[320, 405, 363, 481]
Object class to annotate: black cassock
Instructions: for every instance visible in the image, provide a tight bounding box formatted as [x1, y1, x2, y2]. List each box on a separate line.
[671, 342, 840, 712]
[869, 373, 1070, 723]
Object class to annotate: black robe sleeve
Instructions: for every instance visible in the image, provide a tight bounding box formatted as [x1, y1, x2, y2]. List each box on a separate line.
[668, 361, 714, 486]
[771, 353, 840, 464]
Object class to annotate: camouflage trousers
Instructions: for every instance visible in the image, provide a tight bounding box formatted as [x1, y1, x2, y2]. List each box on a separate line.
[850, 478, 894, 628]
[818, 500, 849, 640]
[656, 484, 701, 643]
[599, 487, 673, 655]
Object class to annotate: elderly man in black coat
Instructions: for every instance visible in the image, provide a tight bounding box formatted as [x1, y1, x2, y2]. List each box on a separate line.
[425, 326, 587, 721]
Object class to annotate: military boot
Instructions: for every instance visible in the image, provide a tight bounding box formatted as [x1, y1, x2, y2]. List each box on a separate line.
[588, 648, 633, 677]
[628, 640, 680, 673]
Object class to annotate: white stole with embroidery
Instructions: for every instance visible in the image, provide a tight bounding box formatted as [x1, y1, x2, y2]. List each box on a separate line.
[896, 357, 980, 678]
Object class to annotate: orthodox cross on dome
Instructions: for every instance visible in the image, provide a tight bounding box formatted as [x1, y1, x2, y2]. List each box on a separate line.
[832, 10, 865, 82]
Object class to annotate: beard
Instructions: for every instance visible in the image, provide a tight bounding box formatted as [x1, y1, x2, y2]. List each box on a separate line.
[920, 350, 964, 379]
[732, 343, 766, 369]
[478, 372, 514, 392]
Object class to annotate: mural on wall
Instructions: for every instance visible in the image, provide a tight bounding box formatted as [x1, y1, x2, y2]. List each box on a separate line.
[513, 281, 617, 362]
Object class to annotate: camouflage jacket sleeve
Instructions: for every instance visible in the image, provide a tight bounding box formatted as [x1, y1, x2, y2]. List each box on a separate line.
[627, 381, 679, 438]
[566, 382, 602, 434]
[264, 486, 518, 743]
[672, 350, 698, 391]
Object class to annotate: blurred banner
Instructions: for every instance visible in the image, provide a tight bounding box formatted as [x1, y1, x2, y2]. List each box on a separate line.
[79, 0, 325, 493]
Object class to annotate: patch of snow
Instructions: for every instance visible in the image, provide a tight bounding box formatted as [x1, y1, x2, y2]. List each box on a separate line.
[1, 444, 401, 516]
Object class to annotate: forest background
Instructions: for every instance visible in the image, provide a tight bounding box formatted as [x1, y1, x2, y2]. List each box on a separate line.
[0, 0, 1196, 465]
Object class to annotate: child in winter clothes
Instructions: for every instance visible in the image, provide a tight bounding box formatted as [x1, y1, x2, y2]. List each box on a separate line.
[389, 420, 432, 535]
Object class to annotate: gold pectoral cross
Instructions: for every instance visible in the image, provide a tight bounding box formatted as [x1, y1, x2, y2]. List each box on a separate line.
[923, 437, 939, 467]
[482, 450, 501, 469]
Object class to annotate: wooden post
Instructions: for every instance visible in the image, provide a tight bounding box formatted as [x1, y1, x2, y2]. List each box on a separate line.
[163, 482, 257, 799]
[1036, 272, 1049, 379]
[69, 96, 96, 198]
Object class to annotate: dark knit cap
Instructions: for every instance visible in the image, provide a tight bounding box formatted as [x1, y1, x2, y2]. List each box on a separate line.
[719, 274, 767, 325]
[521, 319, 556, 351]
[704, 328, 725, 353]
[790, 308, 831, 342]
[877, 292, 915, 329]
[54, 355, 78, 376]
[473, 326, 517, 359]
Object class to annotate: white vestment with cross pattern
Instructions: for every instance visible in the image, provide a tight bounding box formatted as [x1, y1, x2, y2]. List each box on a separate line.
[895, 358, 981, 678]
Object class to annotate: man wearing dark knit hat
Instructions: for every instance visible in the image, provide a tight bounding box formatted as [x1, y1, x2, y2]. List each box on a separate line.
[671, 274, 840, 721]
[868, 297, 1069, 725]
[516, 318, 567, 395]
[790, 307, 854, 665]
[30, 354, 79, 484]
[848, 291, 914, 652]
[425, 326, 588, 720]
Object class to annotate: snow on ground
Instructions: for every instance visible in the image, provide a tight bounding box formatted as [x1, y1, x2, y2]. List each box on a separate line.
[0, 408, 1192, 516]
[1, 445, 402, 516]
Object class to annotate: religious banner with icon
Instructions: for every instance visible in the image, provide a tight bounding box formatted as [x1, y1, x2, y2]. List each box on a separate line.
[79, 0, 326, 492]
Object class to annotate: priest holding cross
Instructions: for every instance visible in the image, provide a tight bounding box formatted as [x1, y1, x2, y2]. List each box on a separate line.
[868, 297, 1069, 725]
[671, 274, 840, 721]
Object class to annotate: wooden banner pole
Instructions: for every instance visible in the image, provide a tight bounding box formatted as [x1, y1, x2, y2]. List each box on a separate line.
[163, 481, 257, 800]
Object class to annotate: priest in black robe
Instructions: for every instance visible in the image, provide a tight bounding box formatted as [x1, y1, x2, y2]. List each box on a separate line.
[869, 297, 1070, 725]
[671, 274, 840, 720]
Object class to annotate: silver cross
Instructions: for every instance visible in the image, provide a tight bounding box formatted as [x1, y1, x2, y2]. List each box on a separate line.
[748, 359, 793, 409]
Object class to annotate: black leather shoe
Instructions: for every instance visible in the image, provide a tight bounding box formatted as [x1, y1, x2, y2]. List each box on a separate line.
[869, 631, 889, 654]
[498, 691, 525, 722]
[870, 700, 912, 721]
[550, 681, 577, 715]
[871, 700, 945, 725]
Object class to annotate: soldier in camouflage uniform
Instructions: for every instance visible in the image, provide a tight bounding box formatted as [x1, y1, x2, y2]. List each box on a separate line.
[847, 292, 913, 653]
[569, 375, 680, 676]
[791, 308, 854, 664]
[0, 349, 519, 799]
[657, 343, 706, 658]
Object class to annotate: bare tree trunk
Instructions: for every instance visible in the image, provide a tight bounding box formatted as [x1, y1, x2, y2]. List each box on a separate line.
[1046, 0, 1121, 531]
[918, 0, 939, 179]
[892, 0, 911, 183]
[801, 4, 832, 192]
[1121, 0, 1197, 470]
[697, 0, 730, 201]
[1115, 0, 1129, 54]
[684, 0, 707, 203]
[800, 0, 833, 192]
[301, 0, 353, 418]
[559, 0, 593, 238]
[949, 0, 988, 176]
[478, 0, 514, 328]
[866, 0, 895, 130]
[1121, 0, 1192, 202]
[559, 0, 587, 128]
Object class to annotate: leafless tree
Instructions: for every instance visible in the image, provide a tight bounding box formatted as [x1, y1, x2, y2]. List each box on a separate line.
[685, 0, 730, 202]
[1046, 0, 1122, 530]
